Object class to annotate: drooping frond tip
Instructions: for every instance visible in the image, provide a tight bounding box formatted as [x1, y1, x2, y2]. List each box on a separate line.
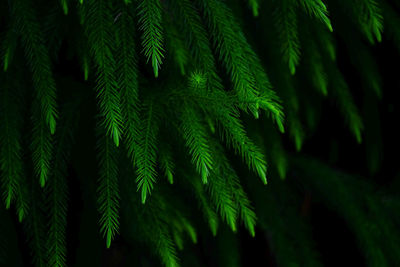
[138, 0, 165, 77]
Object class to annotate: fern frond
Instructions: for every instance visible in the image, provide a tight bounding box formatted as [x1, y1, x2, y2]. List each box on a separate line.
[24, 185, 47, 267]
[248, 0, 260, 17]
[327, 65, 364, 143]
[338, 0, 383, 43]
[136, 100, 159, 204]
[298, 0, 333, 31]
[288, 110, 305, 151]
[214, 146, 257, 236]
[191, 178, 219, 236]
[96, 123, 120, 248]
[82, 0, 124, 147]
[31, 102, 54, 187]
[274, 0, 301, 74]
[200, 0, 260, 115]
[218, 112, 268, 184]
[137, 0, 165, 77]
[45, 102, 78, 267]
[170, 0, 224, 92]
[1, 26, 18, 72]
[114, 5, 140, 162]
[12, 0, 58, 134]
[238, 41, 285, 128]
[164, 18, 189, 75]
[159, 143, 175, 184]
[207, 171, 238, 232]
[0, 76, 25, 214]
[60, 0, 68, 15]
[181, 105, 213, 184]
[309, 53, 328, 96]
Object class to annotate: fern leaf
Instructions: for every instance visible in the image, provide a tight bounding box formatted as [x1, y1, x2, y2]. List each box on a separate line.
[274, 0, 301, 75]
[0, 77, 25, 213]
[207, 147, 238, 232]
[181, 105, 214, 184]
[159, 144, 175, 184]
[328, 66, 364, 143]
[12, 0, 58, 134]
[45, 102, 78, 267]
[200, 0, 260, 115]
[60, 0, 68, 15]
[82, 0, 124, 147]
[24, 185, 47, 267]
[137, 0, 164, 77]
[218, 112, 268, 184]
[248, 0, 259, 17]
[136, 100, 159, 204]
[1, 26, 18, 72]
[298, 0, 333, 31]
[96, 123, 120, 248]
[191, 178, 219, 236]
[214, 144, 257, 236]
[170, 0, 224, 92]
[31, 102, 54, 187]
[115, 5, 140, 162]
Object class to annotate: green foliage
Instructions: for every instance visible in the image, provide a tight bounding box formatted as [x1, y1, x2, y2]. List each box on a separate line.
[138, 0, 165, 77]
[274, 0, 301, 75]
[181, 105, 214, 184]
[0, 75, 26, 218]
[96, 123, 121, 248]
[81, 0, 124, 147]
[11, 0, 58, 135]
[0, 0, 399, 266]
[135, 99, 160, 204]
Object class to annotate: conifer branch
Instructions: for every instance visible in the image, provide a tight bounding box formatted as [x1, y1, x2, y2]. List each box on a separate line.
[0, 77, 25, 214]
[115, 5, 140, 163]
[11, 0, 58, 135]
[159, 143, 175, 184]
[137, 0, 165, 77]
[200, 0, 260, 116]
[1, 27, 18, 72]
[181, 105, 214, 184]
[213, 144, 257, 236]
[24, 185, 47, 267]
[248, 0, 260, 17]
[82, 0, 124, 147]
[170, 0, 224, 92]
[208, 169, 238, 232]
[31, 103, 54, 187]
[191, 178, 219, 236]
[327, 65, 364, 143]
[298, 0, 333, 31]
[274, 0, 301, 75]
[164, 19, 188, 75]
[135, 100, 159, 204]
[217, 112, 268, 184]
[96, 123, 120, 248]
[45, 102, 79, 267]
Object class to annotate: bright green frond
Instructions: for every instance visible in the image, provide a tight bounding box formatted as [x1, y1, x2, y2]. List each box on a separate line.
[81, 0, 124, 147]
[115, 4, 140, 162]
[137, 0, 165, 77]
[135, 100, 159, 204]
[298, 0, 333, 31]
[181, 105, 214, 184]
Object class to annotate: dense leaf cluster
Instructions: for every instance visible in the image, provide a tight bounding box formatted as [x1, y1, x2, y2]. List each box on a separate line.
[0, 0, 399, 266]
